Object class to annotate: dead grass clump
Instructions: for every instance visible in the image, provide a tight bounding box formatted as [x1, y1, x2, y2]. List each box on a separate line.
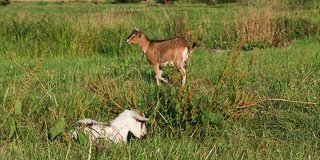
[72, 8, 135, 30]
[235, 0, 280, 47]
[235, 0, 319, 48]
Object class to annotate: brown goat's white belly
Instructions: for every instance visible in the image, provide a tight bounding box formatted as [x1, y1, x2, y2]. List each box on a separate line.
[160, 61, 174, 67]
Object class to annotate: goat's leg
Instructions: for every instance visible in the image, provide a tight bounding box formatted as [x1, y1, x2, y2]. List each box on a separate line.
[153, 65, 161, 85]
[159, 66, 168, 83]
[176, 59, 187, 85]
[153, 65, 168, 85]
[179, 67, 186, 86]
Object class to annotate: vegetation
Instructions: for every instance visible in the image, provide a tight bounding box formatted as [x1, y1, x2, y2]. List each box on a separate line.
[0, 0, 319, 159]
[0, 0, 10, 6]
[114, 0, 142, 4]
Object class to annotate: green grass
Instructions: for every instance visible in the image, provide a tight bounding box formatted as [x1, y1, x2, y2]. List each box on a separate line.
[0, 1, 319, 159]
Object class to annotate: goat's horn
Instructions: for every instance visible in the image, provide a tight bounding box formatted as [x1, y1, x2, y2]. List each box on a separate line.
[134, 27, 139, 31]
[133, 114, 148, 121]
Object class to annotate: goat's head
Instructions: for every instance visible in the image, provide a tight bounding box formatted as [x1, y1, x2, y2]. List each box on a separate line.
[125, 28, 144, 44]
[120, 109, 148, 139]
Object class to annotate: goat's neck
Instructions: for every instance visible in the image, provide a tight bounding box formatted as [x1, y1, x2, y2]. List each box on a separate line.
[111, 121, 129, 143]
[139, 34, 150, 53]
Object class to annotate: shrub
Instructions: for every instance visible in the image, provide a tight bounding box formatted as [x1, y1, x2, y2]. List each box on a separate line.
[156, 0, 175, 4]
[216, 0, 237, 3]
[113, 0, 142, 3]
[288, 0, 319, 9]
[0, 0, 10, 6]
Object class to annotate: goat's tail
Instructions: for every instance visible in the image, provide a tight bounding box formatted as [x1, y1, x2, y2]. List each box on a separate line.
[185, 42, 199, 67]
[188, 42, 199, 55]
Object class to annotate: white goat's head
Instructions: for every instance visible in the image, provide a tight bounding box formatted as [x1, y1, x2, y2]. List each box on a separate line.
[111, 109, 149, 140]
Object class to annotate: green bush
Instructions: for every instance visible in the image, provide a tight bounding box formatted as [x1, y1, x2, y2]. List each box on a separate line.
[155, 0, 175, 4]
[288, 0, 319, 8]
[113, 0, 142, 3]
[216, 0, 237, 3]
[0, 0, 10, 6]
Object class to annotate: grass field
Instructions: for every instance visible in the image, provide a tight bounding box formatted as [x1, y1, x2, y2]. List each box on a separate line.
[0, 1, 319, 159]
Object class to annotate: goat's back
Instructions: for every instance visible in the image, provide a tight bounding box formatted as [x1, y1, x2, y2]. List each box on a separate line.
[148, 38, 188, 63]
[150, 37, 188, 49]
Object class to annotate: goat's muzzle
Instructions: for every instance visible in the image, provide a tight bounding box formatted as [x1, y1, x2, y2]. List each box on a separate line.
[126, 35, 132, 44]
[125, 34, 136, 44]
[125, 38, 132, 44]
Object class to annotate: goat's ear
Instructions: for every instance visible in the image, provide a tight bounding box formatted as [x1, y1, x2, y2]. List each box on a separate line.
[132, 114, 148, 122]
[137, 32, 142, 38]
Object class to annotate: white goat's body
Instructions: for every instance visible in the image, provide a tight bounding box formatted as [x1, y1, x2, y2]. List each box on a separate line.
[70, 109, 148, 143]
[126, 28, 191, 86]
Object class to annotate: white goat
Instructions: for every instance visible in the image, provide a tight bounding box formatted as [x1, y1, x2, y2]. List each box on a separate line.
[69, 109, 148, 143]
[126, 28, 191, 86]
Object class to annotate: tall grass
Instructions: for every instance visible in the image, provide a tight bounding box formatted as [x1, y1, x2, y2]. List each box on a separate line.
[0, 2, 319, 159]
[2, 1, 318, 55]
[234, 0, 320, 49]
[1, 5, 234, 57]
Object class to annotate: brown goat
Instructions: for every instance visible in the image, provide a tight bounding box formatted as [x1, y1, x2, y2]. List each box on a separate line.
[125, 28, 190, 86]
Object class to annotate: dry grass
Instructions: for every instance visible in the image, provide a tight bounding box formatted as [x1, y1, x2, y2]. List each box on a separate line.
[11, 0, 102, 2]
[234, 0, 320, 48]
[235, 0, 286, 46]
[70, 9, 135, 30]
